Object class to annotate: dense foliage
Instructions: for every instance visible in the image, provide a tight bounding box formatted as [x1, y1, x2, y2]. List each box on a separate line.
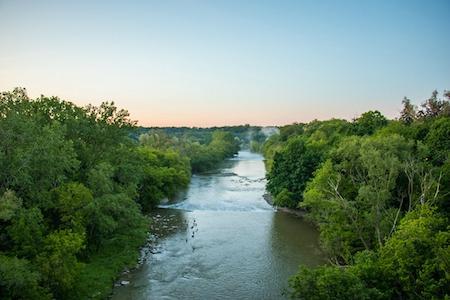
[136, 124, 264, 148]
[139, 129, 241, 172]
[263, 90, 449, 299]
[0, 88, 240, 299]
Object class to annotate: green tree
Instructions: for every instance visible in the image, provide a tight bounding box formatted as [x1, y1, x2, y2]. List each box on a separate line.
[0, 254, 50, 300]
[0, 88, 155, 298]
[353, 111, 388, 135]
[136, 147, 190, 211]
[37, 230, 85, 298]
[290, 205, 449, 299]
[418, 90, 450, 119]
[53, 183, 94, 232]
[0, 190, 22, 222]
[425, 117, 450, 165]
[273, 188, 297, 208]
[302, 134, 414, 261]
[400, 97, 416, 124]
[267, 136, 323, 205]
[86, 162, 115, 197]
[378, 205, 449, 298]
[0, 118, 79, 206]
[7, 207, 46, 258]
[85, 193, 147, 250]
[289, 265, 382, 300]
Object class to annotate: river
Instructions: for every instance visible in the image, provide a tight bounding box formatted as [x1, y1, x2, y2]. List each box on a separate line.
[112, 151, 324, 300]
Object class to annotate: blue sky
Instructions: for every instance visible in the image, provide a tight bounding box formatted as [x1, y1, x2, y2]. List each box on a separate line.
[1, 0, 449, 126]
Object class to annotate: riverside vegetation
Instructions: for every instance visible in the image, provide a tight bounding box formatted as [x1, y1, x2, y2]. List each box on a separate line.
[263, 90, 449, 299]
[0, 88, 239, 299]
[1, 87, 448, 299]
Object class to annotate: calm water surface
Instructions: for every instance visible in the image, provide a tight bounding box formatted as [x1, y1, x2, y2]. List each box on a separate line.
[112, 151, 324, 300]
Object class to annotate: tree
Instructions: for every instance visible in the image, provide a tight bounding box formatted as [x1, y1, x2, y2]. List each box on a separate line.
[267, 136, 323, 205]
[290, 205, 449, 299]
[378, 205, 449, 298]
[417, 90, 450, 119]
[0, 190, 22, 222]
[136, 147, 190, 211]
[86, 162, 115, 197]
[53, 183, 94, 232]
[37, 230, 85, 298]
[7, 207, 46, 258]
[0, 116, 79, 207]
[273, 188, 297, 208]
[399, 97, 416, 124]
[279, 123, 304, 141]
[289, 264, 383, 300]
[302, 134, 414, 261]
[0, 88, 152, 298]
[354, 111, 388, 135]
[209, 130, 240, 158]
[0, 254, 50, 300]
[85, 193, 147, 249]
[425, 117, 450, 165]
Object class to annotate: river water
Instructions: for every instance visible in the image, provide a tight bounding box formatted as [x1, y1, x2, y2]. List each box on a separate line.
[112, 151, 324, 300]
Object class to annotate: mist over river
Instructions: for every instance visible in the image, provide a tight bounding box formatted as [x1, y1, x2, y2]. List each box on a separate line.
[112, 151, 325, 300]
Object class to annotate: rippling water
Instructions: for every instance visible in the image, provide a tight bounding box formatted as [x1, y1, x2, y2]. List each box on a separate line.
[112, 151, 324, 300]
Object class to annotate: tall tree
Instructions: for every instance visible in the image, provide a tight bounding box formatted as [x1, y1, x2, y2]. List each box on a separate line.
[399, 97, 416, 124]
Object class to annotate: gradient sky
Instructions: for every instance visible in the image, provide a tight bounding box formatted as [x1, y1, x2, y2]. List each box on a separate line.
[1, 0, 449, 126]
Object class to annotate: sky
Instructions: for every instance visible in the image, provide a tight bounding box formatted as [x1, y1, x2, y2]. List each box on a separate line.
[1, 0, 449, 127]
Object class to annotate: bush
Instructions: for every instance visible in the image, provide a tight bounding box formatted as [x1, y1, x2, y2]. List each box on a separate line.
[289, 265, 383, 300]
[274, 189, 297, 208]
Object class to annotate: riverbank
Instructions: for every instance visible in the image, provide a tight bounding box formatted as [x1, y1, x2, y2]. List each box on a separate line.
[263, 193, 307, 218]
[111, 151, 325, 299]
[70, 225, 148, 299]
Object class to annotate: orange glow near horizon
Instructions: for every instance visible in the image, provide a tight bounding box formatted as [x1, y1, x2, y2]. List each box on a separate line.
[1, 1, 449, 127]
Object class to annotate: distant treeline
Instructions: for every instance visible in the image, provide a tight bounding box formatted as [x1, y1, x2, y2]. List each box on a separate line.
[139, 130, 240, 173]
[137, 125, 274, 172]
[0, 88, 241, 299]
[135, 125, 267, 149]
[262, 90, 450, 299]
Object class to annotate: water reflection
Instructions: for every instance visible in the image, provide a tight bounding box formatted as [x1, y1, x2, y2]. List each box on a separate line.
[112, 151, 324, 300]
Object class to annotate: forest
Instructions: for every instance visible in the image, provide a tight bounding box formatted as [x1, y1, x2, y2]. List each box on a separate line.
[263, 90, 449, 299]
[0, 87, 448, 300]
[138, 127, 247, 173]
[0, 88, 240, 299]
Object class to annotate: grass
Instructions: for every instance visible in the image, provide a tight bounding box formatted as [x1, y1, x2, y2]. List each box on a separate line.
[69, 228, 148, 299]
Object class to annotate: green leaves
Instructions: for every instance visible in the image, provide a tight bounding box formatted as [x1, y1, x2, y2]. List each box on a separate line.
[0, 114, 79, 206]
[0, 190, 22, 221]
[7, 207, 45, 258]
[353, 111, 388, 136]
[37, 229, 85, 297]
[282, 92, 449, 299]
[139, 129, 240, 173]
[274, 188, 297, 208]
[265, 119, 355, 208]
[0, 89, 156, 298]
[425, 117, 450, 165]
[290, 206, 449, 299]
[136, 147, 190, 211]
[85, 193, 147, 249]
[0, 254, 51, 300]
[301, 134, 417, 260]
[289, 265, 380, 300]
[86, 162, 115, 197]
[53, 183, 94, 232]
[379, 205, 449, 298]
[267, 136, 323, 205]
